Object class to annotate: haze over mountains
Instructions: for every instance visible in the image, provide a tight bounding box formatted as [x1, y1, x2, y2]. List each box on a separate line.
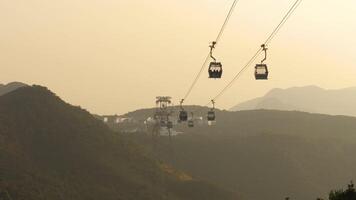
[231, 86, 356, 117]
[0, 85, 238, 200]
[1, 83, 356, 200]
[119, 107, 356, 200]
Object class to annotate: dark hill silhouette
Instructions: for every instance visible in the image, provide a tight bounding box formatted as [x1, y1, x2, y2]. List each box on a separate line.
[0, 82, 27, 96]
[123, 105, 213, 120]
[0, 86, 238, 200]
[231, 86, 356, 117]
[329, 182, 356, 200]
[122, 106, 356, 139]
[120, 107, 356, 200]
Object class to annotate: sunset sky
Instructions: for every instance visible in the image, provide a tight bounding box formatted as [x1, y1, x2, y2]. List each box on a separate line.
[1, 0, 356, 115]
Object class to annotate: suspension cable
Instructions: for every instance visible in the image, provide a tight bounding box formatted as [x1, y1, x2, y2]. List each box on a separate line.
[181, 0, 240, 103]
[265, 0, 302, 45]
[210, 48, 263, 103]
[215, 0, 240, 43]
[208, 0, 302, 105]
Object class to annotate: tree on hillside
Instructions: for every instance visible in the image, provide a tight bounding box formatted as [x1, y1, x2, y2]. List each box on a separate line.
[329, 182, 356, 200]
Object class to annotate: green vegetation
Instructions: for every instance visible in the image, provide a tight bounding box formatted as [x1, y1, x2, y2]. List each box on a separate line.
[0, 86, 238, 200]
[122, 107, 356, 200]
[329, 182, 356, 200]
[3, 84, 354, 200]
[318, 182, 356, 200]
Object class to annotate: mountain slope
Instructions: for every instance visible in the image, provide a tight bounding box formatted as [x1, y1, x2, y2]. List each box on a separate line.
[0, 82, 27, 96]
[0, 86, 238, 200]
[121, 107, 356, 140]
[121, 107, 356, 200]
[146, 133, 356, 200]
[231, 86, 356, 116]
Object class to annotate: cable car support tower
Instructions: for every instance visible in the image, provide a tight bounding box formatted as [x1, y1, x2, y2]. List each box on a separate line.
[153, 96, 174, 142]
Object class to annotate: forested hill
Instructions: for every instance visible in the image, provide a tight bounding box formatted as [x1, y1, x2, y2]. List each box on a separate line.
[0, 85, 239, 200]
[121, 107, 356, 200]
[195, 109, 356, 139]
[123, 105, 213, 120]
[123, 106, 356, 140]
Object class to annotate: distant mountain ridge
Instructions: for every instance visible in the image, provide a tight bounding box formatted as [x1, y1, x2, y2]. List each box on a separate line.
[122, 106, 356, 200]
[0, 82, 27, 96]
[231, 86, 356, 116]
[0, 86, 238, 200]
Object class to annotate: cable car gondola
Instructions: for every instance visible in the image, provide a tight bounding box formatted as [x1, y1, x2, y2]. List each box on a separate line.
[207, 100, 216, 121]
[178, 99, 188, 122]
[255, 44, 269, 80]
[208, 41, 223, 79]
[207, 110, 215, 121]
[179, 110, 188, 121]
[255, 64, 269, 80]
[209, 62, 223, 79]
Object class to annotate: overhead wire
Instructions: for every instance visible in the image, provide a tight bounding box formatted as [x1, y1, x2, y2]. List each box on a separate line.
[215, 0, 240, 43]
[265, 0, 302, 45]
[207, 0, 303, 106]
[208, 48, 263, 105]
[181, 0, 240, 102]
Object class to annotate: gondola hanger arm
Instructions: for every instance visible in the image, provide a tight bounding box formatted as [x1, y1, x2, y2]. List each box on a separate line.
[209, 41, 217, 61]
[261, 44, 268, 64]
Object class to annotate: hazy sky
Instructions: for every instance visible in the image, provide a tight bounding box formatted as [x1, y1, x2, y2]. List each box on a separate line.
[1, 0, 356, 115]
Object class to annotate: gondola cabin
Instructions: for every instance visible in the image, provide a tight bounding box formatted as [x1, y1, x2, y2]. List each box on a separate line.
[208, 62, 223, 79]
[255, 64, 269, 80]
[207, 111, 216, 121]
[179, 110, 188, 122]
